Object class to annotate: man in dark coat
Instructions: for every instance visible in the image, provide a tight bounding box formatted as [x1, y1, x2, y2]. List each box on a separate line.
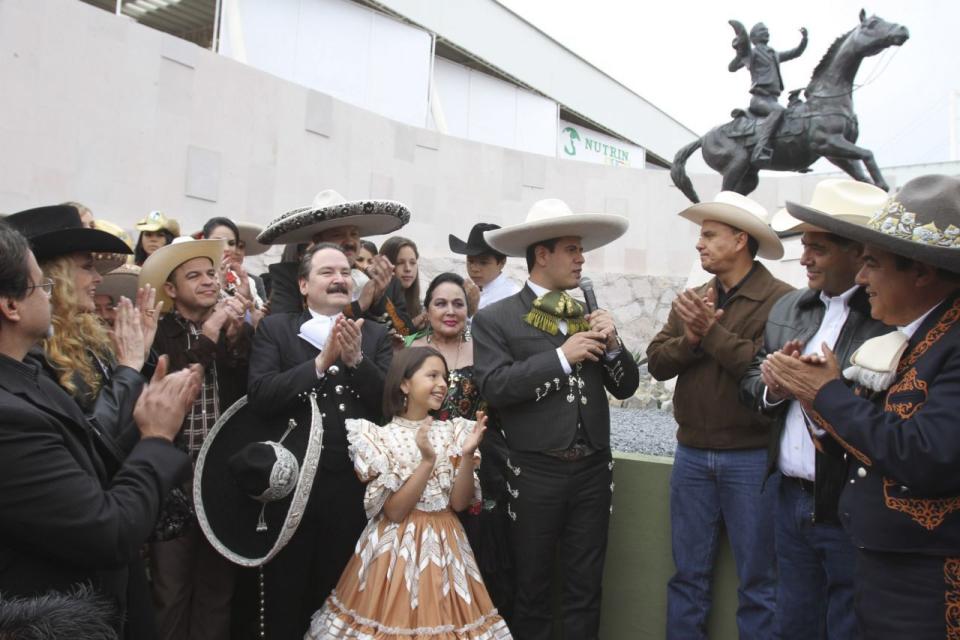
[246, 242, 393, 639]
[472, 199, 640, 640]
[764, 175, 960, 638]
[0, 221, 199, 639]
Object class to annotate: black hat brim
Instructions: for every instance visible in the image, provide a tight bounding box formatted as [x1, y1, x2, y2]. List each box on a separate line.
[30, 228, 133, 263]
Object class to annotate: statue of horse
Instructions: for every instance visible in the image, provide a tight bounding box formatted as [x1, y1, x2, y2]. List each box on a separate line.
[671, 10, 909, 203]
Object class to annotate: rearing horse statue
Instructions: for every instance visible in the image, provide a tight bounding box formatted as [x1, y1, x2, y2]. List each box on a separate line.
[671, 10, 909, 203]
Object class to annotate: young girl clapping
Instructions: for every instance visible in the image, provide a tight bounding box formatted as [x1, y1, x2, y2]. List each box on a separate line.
[305, 347, 512, 639]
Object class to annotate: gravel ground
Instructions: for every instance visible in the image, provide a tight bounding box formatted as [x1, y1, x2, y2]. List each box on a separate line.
[609, 407, 678, 457]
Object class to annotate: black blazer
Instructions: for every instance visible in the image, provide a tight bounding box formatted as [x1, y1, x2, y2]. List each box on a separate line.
[472, 285, 640, 452]
[247, 311, 393, 471]
[0, 354, 190, 633]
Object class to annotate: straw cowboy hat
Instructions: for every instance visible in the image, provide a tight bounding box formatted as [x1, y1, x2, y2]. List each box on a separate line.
[138, 238, 225, 312]
[678, 191, 784, 260]
[449, 223, 504, 256]
[96, 263, 141, 304]
[787, 174, 960, 273]
[5, 205, 133, 269]
[236, 222, 269, 256]
[257, 190, 411, 245]
[135, 210, 181, 237]
[483, 199, 629, 257]
[772, 179, 890, 235]
[92, 218, 135, 274]
[194, 394, 324, 567]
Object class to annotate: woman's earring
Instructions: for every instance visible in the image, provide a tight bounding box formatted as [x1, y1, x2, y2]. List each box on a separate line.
[402, 393, 408, 410]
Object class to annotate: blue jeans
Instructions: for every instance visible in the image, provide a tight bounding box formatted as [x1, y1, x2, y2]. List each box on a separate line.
[776, 476, 858, 640]
[666, 444, 777, 640]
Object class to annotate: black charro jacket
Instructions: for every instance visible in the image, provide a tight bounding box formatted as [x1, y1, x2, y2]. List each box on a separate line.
[740, 286, 893, 523]
[810, 292, 960, 554]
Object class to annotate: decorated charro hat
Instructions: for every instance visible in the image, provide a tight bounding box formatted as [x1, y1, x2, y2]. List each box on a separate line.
[92, 218, 135, 274]
[678, 191, 784, 259]
[449, 223, 503, 256]
[194, 394, 323, 567]
[787, 174, 960, 273]
[135, 210, 181, 237]
[138, 238, 225, 312]
[773, 179, 889, 235]
[483, 199, 628, 257]
[236, 221, 269, 256]
[6, 205, 134, 268]
[258, 190, 411, 245]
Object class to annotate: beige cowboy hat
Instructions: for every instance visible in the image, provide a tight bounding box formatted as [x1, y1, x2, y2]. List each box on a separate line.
[483, 198, 629, 257]
[135, 210, 181, 237]
[138, 238, 225, 312]
[774, 179, 889, 235]
[97, 263, 141, 303]
[236, 221, 269, 256]
[257, 189, 411, 245]
[92, 218, 135, 274]
[678, 191, 784, 260]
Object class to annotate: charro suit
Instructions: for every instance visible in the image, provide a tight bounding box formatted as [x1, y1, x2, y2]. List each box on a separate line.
[245, 311, 392, 639]
[472, 284, 639, 640]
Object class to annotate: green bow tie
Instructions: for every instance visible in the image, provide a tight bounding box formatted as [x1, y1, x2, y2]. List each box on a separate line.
[525, 290, 590, 336]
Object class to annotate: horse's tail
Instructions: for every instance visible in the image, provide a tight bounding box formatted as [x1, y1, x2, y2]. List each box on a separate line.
[670, 138, 703, 203]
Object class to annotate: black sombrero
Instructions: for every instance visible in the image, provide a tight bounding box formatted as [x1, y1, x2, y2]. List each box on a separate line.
[787, 174, 960, 273]
[194, 394, 323, 567]
[6, 205, 133, 267]
[448, 223, 503, 256]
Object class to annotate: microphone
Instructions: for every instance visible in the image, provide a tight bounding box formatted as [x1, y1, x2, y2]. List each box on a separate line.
[579, 277, 599, 315]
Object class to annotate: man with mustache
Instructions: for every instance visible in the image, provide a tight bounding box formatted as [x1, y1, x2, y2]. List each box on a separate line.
[140, 238, 254, 640]
[245, 243, 393, 639]
[258, 190, 414, 337]
[741, 180, 893, 639]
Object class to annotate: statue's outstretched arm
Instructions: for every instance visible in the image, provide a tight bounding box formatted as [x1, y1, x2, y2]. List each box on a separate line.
[779, 26, 809, 62]
[728, 19, 749, 72]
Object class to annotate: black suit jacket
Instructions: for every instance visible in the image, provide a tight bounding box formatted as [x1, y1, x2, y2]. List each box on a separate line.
[472, 285, 640, 452]
[247, 311, 392, 471]
[0, 354, 190, 632]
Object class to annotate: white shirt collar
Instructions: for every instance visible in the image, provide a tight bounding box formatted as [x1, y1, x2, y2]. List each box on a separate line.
[526, 279, 551, 297]
[819, 284, 859, 309]
[899, 300, 945, 339]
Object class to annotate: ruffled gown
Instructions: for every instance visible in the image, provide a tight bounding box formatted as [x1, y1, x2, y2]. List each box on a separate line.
[304, 417, 512, 639]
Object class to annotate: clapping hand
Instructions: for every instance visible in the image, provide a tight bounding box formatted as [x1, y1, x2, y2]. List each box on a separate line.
[673, 287, 723, 346]
[111, 297, 146, 371]
[461, 411, 488, 458]
[136, 285, 163, 356]
[416, 417, 437, 464]
[133, 355, 202, 442]
[764, 342, 841, 406]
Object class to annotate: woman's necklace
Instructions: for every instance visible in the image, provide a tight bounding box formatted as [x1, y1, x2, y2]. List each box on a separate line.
[428, 332, 463, 371]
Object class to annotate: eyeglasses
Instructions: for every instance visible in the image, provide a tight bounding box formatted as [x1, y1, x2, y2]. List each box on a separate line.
[25, 278, 54, 296]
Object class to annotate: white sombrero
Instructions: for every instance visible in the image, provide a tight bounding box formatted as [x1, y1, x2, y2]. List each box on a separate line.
[138, 238, 225, 312]
[236, 222, 269, 256]
[774, 179, 889, 235]
[483, 198, 629, 257]
[257, 190, 411, 246]
[678, 191, 784, 260]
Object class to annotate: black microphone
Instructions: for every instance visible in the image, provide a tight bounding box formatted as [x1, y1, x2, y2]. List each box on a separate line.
[579, 277, 598, 315]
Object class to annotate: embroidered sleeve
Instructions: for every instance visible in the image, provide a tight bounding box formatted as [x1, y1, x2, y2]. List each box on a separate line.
[346, 419, 405, 518]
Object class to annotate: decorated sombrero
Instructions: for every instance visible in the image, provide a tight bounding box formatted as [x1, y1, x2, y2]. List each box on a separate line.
[787, 174, 960, 273]
[258, 190, 411, 245]
[135, 210, 181, 237]
[138, 238, 225, 312]
[92, 218, 135, 274]
[194, 394, 324, 567]
[484, 198, 628, 257]
[6, 205, 134, 268]
[772, 179, 889, 236]
[678, 191, 783, 260]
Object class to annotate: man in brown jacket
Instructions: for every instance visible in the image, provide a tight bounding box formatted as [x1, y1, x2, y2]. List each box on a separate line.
[647, 192, 792, 640]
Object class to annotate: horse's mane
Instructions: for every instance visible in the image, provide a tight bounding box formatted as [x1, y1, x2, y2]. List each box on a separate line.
[810, 27, 855, 82]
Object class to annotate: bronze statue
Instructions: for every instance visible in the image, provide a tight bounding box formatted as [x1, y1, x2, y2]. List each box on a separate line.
[671, 11, 908, 203]
[728, 21, 808, 166]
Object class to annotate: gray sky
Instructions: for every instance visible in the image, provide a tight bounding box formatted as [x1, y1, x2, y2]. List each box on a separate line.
[499, 0, 960, 170]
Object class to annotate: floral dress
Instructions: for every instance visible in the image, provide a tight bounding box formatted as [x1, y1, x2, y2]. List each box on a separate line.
[305, 417, 512, 639]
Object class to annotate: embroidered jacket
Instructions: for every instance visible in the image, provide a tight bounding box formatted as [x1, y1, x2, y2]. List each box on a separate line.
[811, 292, 960, 555]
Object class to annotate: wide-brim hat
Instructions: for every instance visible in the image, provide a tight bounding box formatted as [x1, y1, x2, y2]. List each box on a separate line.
[138, 238, 224, 312]
[237, 222, 269, 256]
[194, 394, 323, 567]
[258, 189, 411, 245]
[92, 218, 135, 274]
[787, 174, 960, 273]
[773, 179, 889, 235]
[449, 223, 503, 256]
[679, 191, 784, 260]
[484, 199, 628, 257]
[135, 210, 181, 237]
[6, 205, 134, 267]
[97, 264, 141, 303]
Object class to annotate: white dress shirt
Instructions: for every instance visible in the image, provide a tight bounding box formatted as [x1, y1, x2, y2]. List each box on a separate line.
[778, 286, 858, 481]
[479, 272, 521, 310]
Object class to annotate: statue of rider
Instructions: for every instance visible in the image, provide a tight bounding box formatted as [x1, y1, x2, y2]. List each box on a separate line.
[728, 21, 808, 167]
